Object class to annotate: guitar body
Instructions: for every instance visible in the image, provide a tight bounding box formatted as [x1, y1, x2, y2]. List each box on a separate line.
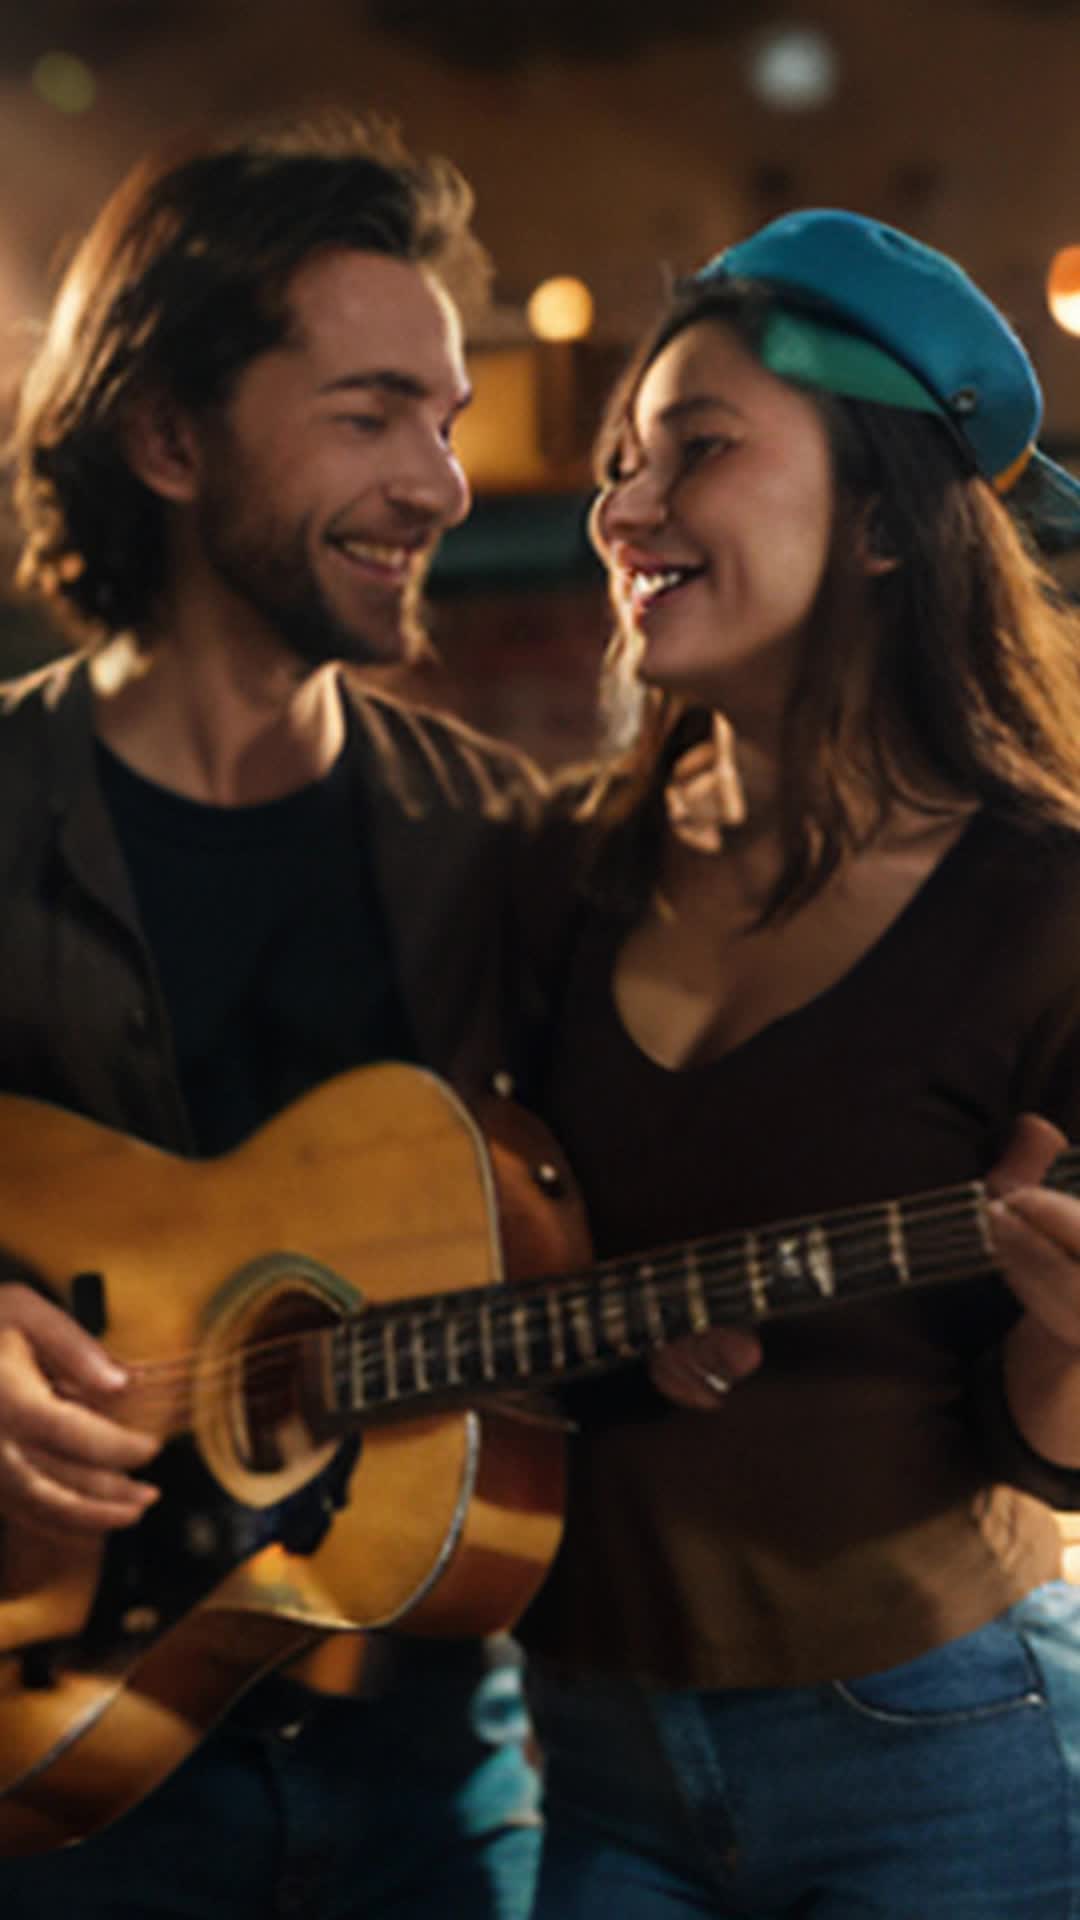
[0, 1064, 583, 1854]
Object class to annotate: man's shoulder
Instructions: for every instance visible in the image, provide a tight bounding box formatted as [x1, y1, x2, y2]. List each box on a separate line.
[343, 677, 550, 826]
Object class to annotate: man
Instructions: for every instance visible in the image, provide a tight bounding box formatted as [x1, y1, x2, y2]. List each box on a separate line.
[0, 112, 544, 1918]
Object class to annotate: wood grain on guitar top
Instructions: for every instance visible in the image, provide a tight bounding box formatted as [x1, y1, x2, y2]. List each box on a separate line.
[0, 1064, 581, 1855]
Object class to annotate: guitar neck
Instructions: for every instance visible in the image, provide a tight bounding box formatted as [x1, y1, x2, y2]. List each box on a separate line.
[322, 1145, 1080, 1426]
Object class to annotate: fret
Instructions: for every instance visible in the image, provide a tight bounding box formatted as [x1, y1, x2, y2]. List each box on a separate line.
[546, 1289, 567, 1373]
[391, 1311, 419, 1398]
[598, 1282, 632, 1354]
[382, 1315, 400, 1402]
[410, 1311, 435, 1395]
[444, 1311, 463, 1387]
[511, 1301, 532, 1378]
[806, 1224, 835, 1300]
[347, 1324, 365, 1413]
[885, 1199, 910, 1286]
[355, 1317, 386, 1412]
[638, 1263, 666, 1345]
[568, 1293, 597, 1364]
[684, 1247, 709, 1334]
[754, 1225, 823, 1313]
[745, 1233, 769, 1318]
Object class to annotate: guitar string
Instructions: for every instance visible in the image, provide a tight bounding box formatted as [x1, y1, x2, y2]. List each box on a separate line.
[110, 1187, 1014, 1421]
[108, 1212, 1003, 1384]
[107, 1176, 1038, 1400]
[50, 1139, 1080, 1414]
[111, 1242, 1010, 1438]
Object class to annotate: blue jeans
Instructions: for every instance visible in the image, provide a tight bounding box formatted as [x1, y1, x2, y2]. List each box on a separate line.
[529, 1581, 1080, 1918]
[0, 1640, 541, 1919]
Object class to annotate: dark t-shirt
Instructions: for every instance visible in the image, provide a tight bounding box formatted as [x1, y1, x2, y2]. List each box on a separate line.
[522, 811, 1080, 1686]
[97, 730, 415, 1154]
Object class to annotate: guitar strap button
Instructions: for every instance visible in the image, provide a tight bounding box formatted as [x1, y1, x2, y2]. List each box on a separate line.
[533, 1162, 565, 1197]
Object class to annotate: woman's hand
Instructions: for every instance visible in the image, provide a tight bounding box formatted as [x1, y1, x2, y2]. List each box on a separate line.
[649, 1326, 763, 1411]
[986, 1113, 1080, 1468]
[986, 1114, 1080, 1349]
[0, 1283, 159, 1536]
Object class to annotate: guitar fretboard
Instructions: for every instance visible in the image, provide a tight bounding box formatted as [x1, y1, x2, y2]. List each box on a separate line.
[320, 1146, 1080, 1424]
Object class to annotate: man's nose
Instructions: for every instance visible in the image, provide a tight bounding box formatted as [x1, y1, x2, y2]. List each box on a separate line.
[386, 440, 471, 530]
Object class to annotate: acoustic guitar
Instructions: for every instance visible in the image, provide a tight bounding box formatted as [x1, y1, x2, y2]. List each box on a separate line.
[0, 1061, 1071, 1854]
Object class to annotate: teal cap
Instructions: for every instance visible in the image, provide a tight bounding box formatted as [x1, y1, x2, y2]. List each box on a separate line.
[697, 209, 1080, 545]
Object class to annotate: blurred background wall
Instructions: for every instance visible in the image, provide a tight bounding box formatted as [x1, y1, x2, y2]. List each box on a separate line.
[4, 0, 1080, 762]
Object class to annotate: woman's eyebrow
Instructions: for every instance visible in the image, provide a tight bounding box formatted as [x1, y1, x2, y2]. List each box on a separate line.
[653, 394, 743, 429]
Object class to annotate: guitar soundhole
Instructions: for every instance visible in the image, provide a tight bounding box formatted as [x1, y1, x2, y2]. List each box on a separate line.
[234, 1290, 339, 1474]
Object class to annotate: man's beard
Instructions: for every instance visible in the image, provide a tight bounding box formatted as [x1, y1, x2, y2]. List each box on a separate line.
[198, 476, 426, 671]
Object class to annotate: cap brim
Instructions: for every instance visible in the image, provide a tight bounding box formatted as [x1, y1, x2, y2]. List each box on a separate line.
[1013, 451, 1080, 553]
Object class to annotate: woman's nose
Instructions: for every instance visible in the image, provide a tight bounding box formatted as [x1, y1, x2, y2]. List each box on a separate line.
[590, 471, 668, 557]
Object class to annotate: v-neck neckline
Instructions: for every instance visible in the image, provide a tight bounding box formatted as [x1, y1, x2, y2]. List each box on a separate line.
[604, 808, 992, 1080]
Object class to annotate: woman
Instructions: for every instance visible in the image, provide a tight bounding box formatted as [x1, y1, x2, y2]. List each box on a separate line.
[519, 210, 1080, 1917]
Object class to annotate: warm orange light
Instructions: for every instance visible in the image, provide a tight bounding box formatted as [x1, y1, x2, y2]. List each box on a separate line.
[527, 276, 594, 343]
[1047, 247, 1080, 336]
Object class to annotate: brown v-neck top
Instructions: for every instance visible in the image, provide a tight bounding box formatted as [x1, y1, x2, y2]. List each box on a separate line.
[521, 811, 1080, 1686]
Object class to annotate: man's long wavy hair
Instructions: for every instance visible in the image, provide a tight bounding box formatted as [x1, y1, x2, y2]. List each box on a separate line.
[577, 276, 1080, 925]
[12, 110, 490, 644]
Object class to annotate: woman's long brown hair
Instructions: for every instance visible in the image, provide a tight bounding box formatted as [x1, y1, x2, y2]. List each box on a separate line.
[573, 278, 1080, 925]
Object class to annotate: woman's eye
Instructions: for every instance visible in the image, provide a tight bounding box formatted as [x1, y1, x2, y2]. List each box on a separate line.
[679, 434, 730, 469]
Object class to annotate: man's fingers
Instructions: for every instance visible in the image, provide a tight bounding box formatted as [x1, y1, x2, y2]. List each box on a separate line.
[0, 1284, 128, 1392]
[0, 1329, 156, 1468]
[0, 1438, 159, 1536]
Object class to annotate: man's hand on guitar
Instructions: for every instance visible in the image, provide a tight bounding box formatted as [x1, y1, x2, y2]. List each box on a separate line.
[0, 1284, 159, 1536]
[649, 1327, 763, 1412]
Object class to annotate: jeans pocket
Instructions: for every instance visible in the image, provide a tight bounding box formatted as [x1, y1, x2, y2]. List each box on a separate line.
[831, 1617, 1046, 1726]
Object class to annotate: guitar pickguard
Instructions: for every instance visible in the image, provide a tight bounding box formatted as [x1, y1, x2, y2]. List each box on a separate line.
[71, 1432, 363, 1669]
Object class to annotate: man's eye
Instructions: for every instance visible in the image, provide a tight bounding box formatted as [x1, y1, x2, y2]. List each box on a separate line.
[337, 413, 385, 435]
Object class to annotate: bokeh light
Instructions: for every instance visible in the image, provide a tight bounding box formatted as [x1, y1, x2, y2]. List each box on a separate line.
[527, 276, 594, 343]
[1048, 246, 1080, 337]
[745, 26, 837, 111]
[32, 52, 97, 115]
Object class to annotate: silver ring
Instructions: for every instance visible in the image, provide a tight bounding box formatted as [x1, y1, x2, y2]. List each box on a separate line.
[695, 1366, 732, 1397]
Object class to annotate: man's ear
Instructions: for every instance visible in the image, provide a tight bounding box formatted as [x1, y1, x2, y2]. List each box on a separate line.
[120, 387, 202, 503]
